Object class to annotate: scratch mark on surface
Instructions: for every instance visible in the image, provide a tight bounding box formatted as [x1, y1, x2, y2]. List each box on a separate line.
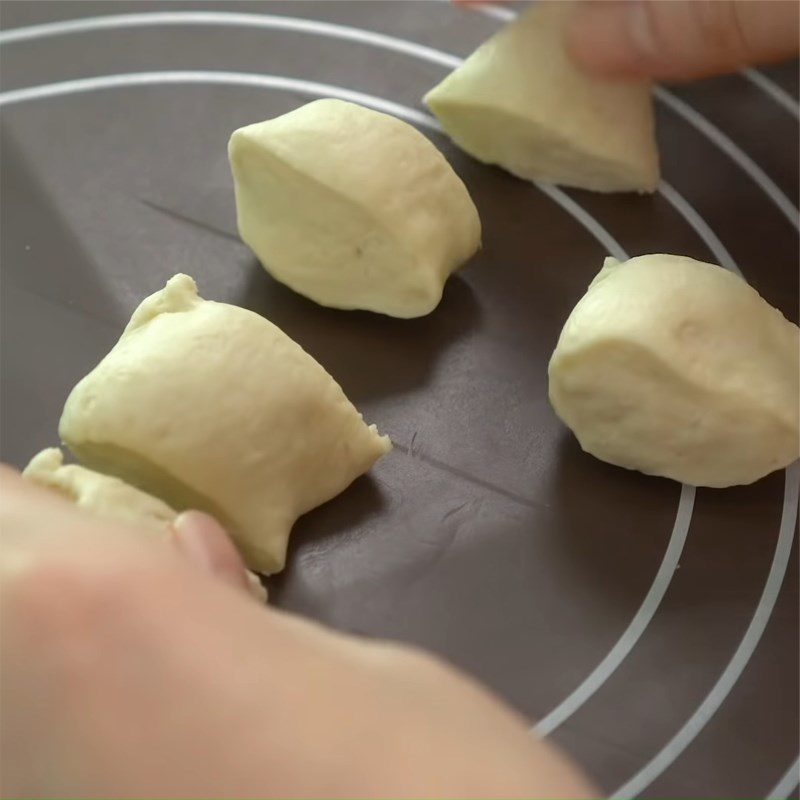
[137, 197, 244, 244]
[393, 441, 545, 511]
[441, 500, 470, 523]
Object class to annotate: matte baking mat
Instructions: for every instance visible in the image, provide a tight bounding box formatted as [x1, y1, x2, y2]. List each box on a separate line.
[1, 2, 798, 797]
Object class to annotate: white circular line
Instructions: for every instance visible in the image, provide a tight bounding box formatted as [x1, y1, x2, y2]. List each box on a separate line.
[465, 2, 520, 23]
[0, 12, 748, 273]
[0, 11, 462, 68]
[0, 68, 697, 738]
[532, 181, 628, 261]
[1, 11, 796, 234]
[1, 8, 793, 789]
[0, 14, 776, 764]
[0, 69, 622, 259]
[611, 462, 800, 800]
[459, 9, 800, 785]
[653, 87, 799, 233]
[0, 70, 439, 125]
[658, 180, 741, 276]
[0, 3, 775, 755]
[742, 68, 800, 121]
[534, 483, 695, 737]
[535, 185, 736, 738]
[766, 756, 800, 800]
[2, 8, 752, 745]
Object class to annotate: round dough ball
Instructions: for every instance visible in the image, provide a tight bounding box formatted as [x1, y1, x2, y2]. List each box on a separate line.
[59, 275, 391, 573]
[23, 448, 268, 602]
[229, 98, 481, 318]
[548, 254, 799, 487]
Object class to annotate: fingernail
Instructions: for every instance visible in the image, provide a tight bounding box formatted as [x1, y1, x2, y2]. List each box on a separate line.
[171, 511, 216, 572]
[171, 511, 263, 601]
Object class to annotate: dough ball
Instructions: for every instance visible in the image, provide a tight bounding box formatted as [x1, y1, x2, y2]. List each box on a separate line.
[548, 255, 799, 487]
[424, 1, 659, 193]
[59, 274, 391, 573]
[229, 98, 481, 318]
[23, 448, 268, 602]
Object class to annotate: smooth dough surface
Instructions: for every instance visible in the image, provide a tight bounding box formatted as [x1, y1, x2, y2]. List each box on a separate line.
[229, 98, 481, 318]
[424, 1, 659, 193]
[23, 448, 268, 601]
[59, 274, 391, 573]
[548, 255, 799, 487]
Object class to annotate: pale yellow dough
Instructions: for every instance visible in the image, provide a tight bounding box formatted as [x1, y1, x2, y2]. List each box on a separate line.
[424, 1, 659, 193]
[23, 448, 268, 602]
[548, 255, 800, 487]
[229, 98, 481, 318]
[59, 274, 391, 573]
[24, 447, 177, 532]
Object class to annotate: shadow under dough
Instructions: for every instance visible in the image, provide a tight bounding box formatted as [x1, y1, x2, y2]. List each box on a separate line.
[236, 258, 482, 403]
[267, 473, 388, 604]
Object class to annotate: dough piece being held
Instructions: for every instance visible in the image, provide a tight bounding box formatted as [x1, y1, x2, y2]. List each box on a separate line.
[424, 1, 659, 193]
[229, 99, 481, 318]
[59, 275, 391, 574]
[23, 448, 268, 602]
[548, 255, 799, 487]
[24, 447, 176, 532]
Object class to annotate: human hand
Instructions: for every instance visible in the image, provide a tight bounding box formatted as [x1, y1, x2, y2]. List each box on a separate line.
[0, 466, 595, 799]
[566, 0, 800, 82]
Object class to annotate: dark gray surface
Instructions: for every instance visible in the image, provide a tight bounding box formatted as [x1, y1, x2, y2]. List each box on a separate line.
[1, 2, 798, 797]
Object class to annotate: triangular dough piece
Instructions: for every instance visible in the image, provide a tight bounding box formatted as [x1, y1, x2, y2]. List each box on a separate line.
[229, 99, 481, 318]
[425, 1, 659, 193]
[59, 275, 391, 573]
[548, 255, 799, 486]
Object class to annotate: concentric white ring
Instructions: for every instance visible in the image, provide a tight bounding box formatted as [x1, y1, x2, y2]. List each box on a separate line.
[742, 68, 800, 120]
[533, 483, 695, 737]
[766, 756, 800, 800]
[1, 11, 796, 230]
[463, 10, 800, 795]
[653, 87, 799, 232]
[0, 8, 768, 749]
[1, 10, 796, 794]
[0, 68, 695, 738]
[611, 463, 800, 799]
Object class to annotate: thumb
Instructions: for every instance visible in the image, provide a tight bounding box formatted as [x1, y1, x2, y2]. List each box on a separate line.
[171, 511, 267, 602]
[566, 0, 800, 82]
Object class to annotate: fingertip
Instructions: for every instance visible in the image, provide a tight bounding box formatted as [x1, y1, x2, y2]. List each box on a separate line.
[171, 511, 261, 599]
[171, 511, 224, 571]
[568, 0, 800, 84]
[567, 0, 674, 80]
